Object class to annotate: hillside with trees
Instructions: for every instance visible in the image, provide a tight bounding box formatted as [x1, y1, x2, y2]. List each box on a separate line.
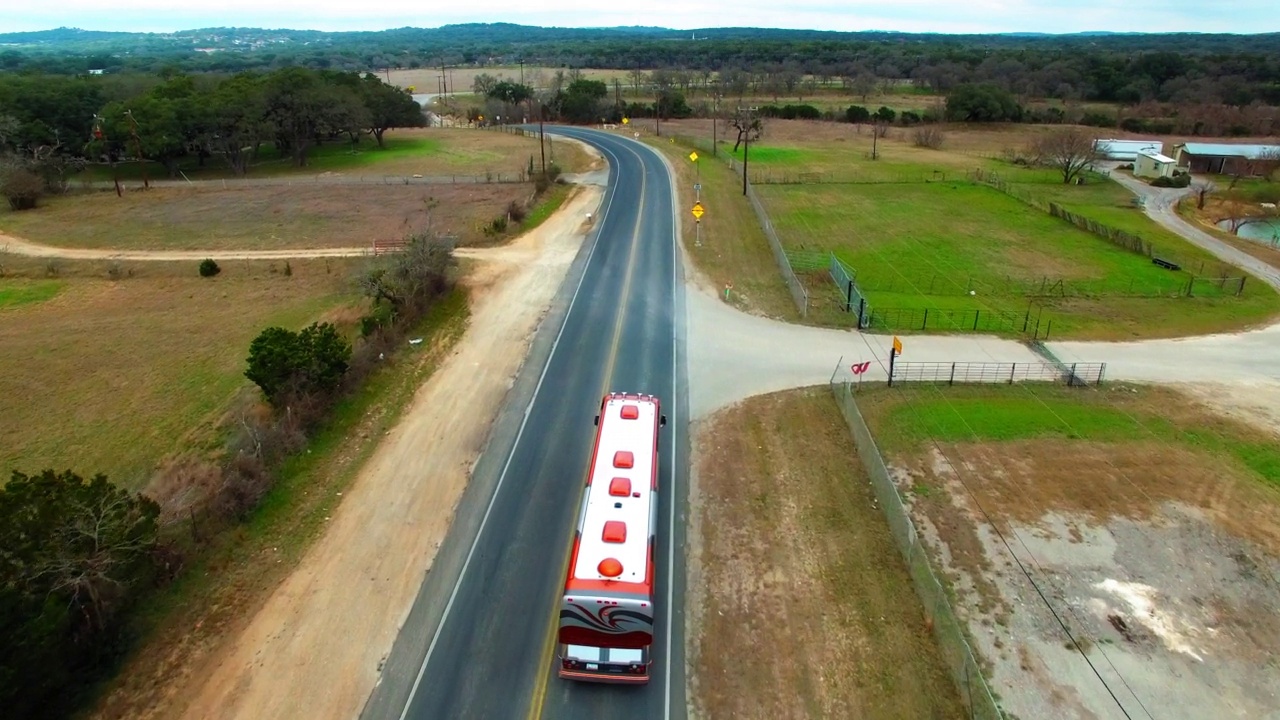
[1, 24, 1279, 106]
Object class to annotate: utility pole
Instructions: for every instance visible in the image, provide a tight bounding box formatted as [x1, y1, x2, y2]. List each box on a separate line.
[124, 109, 148, 190]
[519, 59, 525, 85]
[538, 98, 546, 175]
[711, 92, 720, 157]
[739, 105, 756, 196]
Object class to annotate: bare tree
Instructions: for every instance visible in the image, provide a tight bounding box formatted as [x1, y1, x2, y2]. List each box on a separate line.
[730, 107, 763, 153]
[1196, 180, 1216, 210]
[852, 72, 878, 102]
[913, 126, 946, 150]
[1028, 128, 1100, 184]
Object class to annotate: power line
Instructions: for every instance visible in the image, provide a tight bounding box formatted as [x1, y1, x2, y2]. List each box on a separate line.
[854, 332, 1147, 719]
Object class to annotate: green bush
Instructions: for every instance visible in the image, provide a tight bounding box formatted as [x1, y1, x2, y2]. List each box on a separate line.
[244, 322, 352, 406]
[1150, 174, 1191, 188]
[199, 258, 221, 277]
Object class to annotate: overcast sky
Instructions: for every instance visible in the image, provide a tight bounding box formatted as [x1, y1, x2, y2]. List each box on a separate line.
[3, 1, 1278, 35]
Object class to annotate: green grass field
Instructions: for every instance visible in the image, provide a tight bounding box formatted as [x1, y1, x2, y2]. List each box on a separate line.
[860, 385, 1280, 490]
[758, 180, 1280, 338]
[0, 279, 64, 309]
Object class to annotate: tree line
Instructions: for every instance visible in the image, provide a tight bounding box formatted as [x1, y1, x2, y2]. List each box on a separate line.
[0, 67, 425, 208]
[3, 24, 1279, 107]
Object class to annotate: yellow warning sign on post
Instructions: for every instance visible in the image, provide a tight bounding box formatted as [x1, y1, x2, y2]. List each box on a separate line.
[691, 202, 705, 220]
[689, 151, 699, 162]
[892, 336, 903, 355]
[622, 117, 629, 125]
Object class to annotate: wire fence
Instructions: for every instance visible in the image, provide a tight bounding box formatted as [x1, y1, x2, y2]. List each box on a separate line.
[969, 169, 1244, 283]
[859, 271, 1247, 299]
[830, 380, 1005, 720]
[889, 361, 1107, 387]
[863, 306, 1037, 334]
[744, 179, 811, 317]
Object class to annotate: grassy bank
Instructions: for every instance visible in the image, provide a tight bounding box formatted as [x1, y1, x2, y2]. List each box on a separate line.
[87, 287, 470, 718]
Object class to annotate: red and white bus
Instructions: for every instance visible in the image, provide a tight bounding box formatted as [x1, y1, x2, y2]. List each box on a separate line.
[558, 392, 666, 683]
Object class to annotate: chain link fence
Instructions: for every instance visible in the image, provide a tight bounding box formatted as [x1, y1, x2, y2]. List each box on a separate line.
[830, 380, 1005, 720]
[744, 179, 810, 317]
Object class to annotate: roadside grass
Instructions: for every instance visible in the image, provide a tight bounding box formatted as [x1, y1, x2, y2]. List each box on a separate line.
[692, 387, 964, 719]
[80, 128, 554, 182]
[90, 288, 470, 718]
[0, 278, 64, 308]
[518, 182, 572, 232]
[0, 183, 534, 250]
[0, 257, 362, 489]
[858, 384, 1280, 491]
[756, 181, 1280, 339]
[641, 134, 798, 320]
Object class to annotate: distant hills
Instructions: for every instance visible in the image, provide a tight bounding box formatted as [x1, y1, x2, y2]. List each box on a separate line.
[0, 23, 1270, 49]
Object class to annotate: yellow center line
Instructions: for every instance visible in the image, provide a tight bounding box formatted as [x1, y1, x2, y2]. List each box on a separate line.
[525, 143, 649, 720]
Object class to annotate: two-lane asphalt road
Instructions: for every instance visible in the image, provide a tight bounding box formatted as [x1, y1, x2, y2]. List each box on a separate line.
[361, 128, 690, 719]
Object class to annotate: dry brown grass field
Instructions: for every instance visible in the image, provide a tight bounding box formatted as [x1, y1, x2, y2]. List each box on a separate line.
[689, 388, 964, 719]
[0, 183, 531, 251]
[0, 256, 363, 489]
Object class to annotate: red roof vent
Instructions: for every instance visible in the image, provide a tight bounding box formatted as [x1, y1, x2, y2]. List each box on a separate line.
[598, 557, 623, 577]
[602, 521, 627, 543]
[613, 451, 634, 469]
[609, 477, 632, 497]
[620, 404, 640, 419]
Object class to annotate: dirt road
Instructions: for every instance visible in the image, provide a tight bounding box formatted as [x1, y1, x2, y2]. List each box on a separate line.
[1104, 168, 1280, 290]
[149, 185, 602, 720]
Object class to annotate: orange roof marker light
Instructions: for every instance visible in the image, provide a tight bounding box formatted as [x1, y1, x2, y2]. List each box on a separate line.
[620, 404, 640, 419]
[598, 557, 623, 577]
[602, 521, 627, 544]
[613, 450, 634, 468]
[609, 477, 632, 497]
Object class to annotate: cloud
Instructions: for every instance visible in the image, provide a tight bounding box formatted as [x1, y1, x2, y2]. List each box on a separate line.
[2, 0, 1278, 35]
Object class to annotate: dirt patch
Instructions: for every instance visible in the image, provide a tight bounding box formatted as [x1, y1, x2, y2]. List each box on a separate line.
[87, 185, 603, 720]
[878, 402, 1280, 718]
[689, 387, 963, 720]
[0, 183, 532, 251]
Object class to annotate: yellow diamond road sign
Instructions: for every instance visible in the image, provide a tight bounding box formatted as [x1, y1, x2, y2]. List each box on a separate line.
[689, 151, 699, 162]
[622, 117, 629, 125]
[691, 202, 705, 220]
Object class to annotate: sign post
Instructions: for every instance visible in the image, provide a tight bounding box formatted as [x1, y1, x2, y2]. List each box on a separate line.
[889, 336, 903, 387]
[691, 201, 705, 247]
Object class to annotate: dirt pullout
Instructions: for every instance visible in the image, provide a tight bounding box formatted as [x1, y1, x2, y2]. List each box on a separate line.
[689, 388, 963, 720]
[149, 185, 601, 720]
[893, 438, 1280, 720]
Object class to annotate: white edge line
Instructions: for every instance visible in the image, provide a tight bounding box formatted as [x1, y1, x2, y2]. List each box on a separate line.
[627, 134, 681, 720]
[396, 133, 621, 720]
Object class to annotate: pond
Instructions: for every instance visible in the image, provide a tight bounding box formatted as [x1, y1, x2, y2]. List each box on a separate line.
[1217, 218, 1280, 244]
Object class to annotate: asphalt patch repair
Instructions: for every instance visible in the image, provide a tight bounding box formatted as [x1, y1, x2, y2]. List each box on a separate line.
[688, 387, 964, 720]
[860, 384, 1280, 720]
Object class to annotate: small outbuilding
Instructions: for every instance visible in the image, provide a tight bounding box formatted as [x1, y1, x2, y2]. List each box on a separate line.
[1134, 150, 1177, 179]
[1093, 138, 1164, 161]
[1173, 142, 1280, 176]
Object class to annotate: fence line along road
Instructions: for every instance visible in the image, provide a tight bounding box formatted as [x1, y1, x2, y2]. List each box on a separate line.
[890, 361, 1107, 387]
[743, 178, 810, 317]
[831, 380, 1005, 720]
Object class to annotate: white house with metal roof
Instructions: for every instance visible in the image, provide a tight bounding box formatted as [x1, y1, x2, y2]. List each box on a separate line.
[1134, 149, 1177, 179]
[1173, 142, 1280, 176]
[1093, 138, 1165, 161]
